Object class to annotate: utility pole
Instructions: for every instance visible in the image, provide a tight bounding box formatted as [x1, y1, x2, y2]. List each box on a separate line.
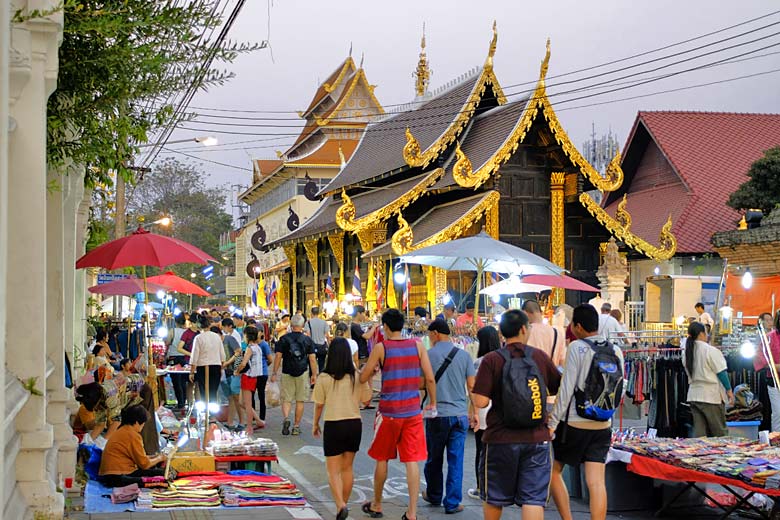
[114, 174, 126, 318]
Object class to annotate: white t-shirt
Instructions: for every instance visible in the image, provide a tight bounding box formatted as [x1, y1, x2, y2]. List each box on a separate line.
[597, 314, 623, 341]
[681, 338, 728, 404]
[697, 312, 715, 330]
[346, 338, 359, 357]
[190, 331, 226, 367]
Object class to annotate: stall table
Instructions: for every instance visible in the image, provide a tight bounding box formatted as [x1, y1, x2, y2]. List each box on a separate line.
[213, 455, 277, 474]
[615, 449, 780, 519]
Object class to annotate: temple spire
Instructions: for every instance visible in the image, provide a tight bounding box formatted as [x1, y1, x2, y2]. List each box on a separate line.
[414, 23, 431, 98]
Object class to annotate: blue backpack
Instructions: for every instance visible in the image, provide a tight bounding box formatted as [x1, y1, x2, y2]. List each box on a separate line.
[573, 339, 624, 421]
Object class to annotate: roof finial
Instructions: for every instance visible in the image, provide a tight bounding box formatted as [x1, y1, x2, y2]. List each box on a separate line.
[349, 42, 353, 57]
[359, 52, 364, 69]
[338, 143, 346, 169]
[414, 23, 431, 98]
[539, 38, 551, 85]
[484, 20, 497, 71]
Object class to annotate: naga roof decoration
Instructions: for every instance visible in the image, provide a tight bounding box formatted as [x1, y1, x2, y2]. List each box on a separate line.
[402, 22, 506, 169]
[579, 192, 677, 261]
[389, 191, 501, 255]
[335, 167, 444, 232]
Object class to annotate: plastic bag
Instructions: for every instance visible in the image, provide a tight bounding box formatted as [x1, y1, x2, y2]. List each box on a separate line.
[266, 381, 281, 408]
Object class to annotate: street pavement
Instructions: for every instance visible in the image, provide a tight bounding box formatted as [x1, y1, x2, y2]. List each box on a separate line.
[68, 401, 691, 519]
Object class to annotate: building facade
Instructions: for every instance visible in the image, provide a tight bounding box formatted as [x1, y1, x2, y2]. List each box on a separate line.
[227, 56, 383, 311]
[3, 2, 87, 518]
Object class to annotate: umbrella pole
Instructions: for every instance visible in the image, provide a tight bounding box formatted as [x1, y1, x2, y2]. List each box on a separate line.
[474, 265, 483, 329]
[142, 265, 158, 408]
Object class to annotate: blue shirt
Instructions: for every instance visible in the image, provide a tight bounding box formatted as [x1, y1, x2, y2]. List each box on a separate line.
[258, 341, 272, 376]
[426, 340, 475, 417]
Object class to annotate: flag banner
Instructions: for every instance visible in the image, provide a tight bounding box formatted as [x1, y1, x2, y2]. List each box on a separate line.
[376, 265, 384, 310]
[325, 274, 335, 299]
[352, 265, 362, 300]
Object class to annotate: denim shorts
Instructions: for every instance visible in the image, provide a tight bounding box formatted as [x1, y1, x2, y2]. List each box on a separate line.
[479, 441, 552, 507]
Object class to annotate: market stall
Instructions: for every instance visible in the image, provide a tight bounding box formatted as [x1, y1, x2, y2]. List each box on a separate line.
[612, 436, 780, 519]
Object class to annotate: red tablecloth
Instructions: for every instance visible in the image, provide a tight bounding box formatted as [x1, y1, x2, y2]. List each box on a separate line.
[627, 454, 780, 497]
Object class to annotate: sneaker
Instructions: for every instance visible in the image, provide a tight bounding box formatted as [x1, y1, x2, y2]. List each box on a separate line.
[467, 488, 480, 500]
[291, 425, 301, 436]
[282, 419, 291, 436]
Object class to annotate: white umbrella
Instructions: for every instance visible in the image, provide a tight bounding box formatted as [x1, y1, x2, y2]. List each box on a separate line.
[479, 276, 551, 298]
[400, 232, 564, 324]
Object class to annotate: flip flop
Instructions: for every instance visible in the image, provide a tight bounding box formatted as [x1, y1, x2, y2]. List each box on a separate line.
[361, 502, 383, 518]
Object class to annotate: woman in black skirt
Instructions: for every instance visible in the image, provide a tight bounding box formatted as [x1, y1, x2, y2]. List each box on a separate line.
[312, 338, 365, 520]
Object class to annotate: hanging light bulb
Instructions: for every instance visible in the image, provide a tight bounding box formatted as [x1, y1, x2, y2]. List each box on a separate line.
[156, 326, 169, 339]
[394, 263, 407, 285]
[653, 266, 660, 276]
[740, 340, 756, 359]
[442, 293, 453, 305]
[156, 289, 166, 300]
[491, 295, 502, 304]
[742, 268, 753, 289]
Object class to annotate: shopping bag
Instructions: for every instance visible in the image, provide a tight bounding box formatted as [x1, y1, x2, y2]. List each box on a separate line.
[266, 381, 281, 408]
[360, 381, 373, 406]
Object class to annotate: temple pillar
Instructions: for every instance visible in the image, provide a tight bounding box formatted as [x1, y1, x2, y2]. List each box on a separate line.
[7, 3, 64, 515]
[486, 197, 499, 239]
[46, 178, 78, 487]
[303, 239, 319, 311]
[327, 233, 345, 302]
[73, 189, 92, 371]
[434, 268, 447, 314]
[596, 237, 628, 312]
[283, 245, 297, 313]
[550, 172, 566, 305]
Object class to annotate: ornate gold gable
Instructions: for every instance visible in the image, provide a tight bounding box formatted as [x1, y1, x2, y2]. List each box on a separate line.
[579, 193, 676, 261]
[335, 168, 444, 233]
[391, 191, 501, 255]
[315, 68, 385, 127]
[402, 22, 507, 169]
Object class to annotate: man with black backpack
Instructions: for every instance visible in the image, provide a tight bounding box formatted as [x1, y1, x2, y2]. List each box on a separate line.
[472, 310, 561, 520]
[421, 319, 475, 514]
[548, 304, 625, 520]
[271, 314, 318, 436]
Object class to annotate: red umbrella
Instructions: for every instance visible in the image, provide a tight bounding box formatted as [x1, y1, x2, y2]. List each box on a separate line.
[76, 226, 214, 270]
[521, 274, 601, 292]
[146, 271, 210, 296]
[88, 277, 171, 296]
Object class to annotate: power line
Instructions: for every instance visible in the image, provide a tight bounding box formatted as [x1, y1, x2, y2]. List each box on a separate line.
[161, 146, 252, 171]
[181, 9, 780, 117]
[158, 65, 780, 168]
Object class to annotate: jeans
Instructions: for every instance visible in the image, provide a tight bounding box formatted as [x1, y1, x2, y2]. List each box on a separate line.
[424, 415, 468, 511]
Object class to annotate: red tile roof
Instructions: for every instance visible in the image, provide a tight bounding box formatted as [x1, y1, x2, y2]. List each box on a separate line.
[605, 111, 780, 253]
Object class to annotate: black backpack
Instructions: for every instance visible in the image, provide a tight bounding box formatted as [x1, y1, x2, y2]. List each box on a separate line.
[286, 334, 309, 377]
[572, 339, 624, 421]
[498, 347, 547, 429]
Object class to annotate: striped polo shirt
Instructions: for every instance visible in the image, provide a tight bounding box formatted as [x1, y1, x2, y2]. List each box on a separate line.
[379, 338, 422, 418]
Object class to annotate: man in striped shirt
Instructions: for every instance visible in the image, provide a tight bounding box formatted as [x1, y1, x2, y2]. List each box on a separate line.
[359, 309, 437, 520]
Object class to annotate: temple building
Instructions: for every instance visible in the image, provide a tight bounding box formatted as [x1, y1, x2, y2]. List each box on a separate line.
[227, 55, 384, 308]
[268, 24, 679, 315]
[600, 111, 780, 310]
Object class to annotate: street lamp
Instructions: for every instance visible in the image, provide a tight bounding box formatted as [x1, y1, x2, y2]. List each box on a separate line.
[189, 272, 197, 310]
[137, 136, 218, 148]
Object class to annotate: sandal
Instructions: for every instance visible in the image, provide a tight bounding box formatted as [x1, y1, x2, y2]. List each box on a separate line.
[361, 501, 383, 518]
[402, 513, 415, 520]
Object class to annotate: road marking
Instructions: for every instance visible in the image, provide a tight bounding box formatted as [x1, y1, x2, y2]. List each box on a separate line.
[295, 445, 326, 463]
[277, 454, 335, 516]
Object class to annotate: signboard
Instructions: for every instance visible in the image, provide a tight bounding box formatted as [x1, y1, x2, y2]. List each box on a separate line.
[97, 273, 130, 285]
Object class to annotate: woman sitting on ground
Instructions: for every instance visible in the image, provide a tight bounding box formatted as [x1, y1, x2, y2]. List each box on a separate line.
[99, 404, 166, 488]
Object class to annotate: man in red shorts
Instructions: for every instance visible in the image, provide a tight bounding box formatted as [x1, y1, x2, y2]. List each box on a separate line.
[359, 308, 437, 520]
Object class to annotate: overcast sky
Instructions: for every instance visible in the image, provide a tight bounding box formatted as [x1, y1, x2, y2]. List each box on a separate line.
[154, 0, 780, 213]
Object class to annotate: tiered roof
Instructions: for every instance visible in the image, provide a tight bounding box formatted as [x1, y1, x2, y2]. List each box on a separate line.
[603, 111, 780, 253]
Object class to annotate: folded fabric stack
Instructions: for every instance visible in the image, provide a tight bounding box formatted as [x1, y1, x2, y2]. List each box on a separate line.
[148, 489, 221, 508]
[221, 480, 305, 507]
[726, 401, 763, 422]
[210, 437, 278, 457]
[140, 476, 168, 489]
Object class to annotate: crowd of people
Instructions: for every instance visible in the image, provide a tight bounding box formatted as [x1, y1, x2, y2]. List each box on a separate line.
[75, 296, 766, 520]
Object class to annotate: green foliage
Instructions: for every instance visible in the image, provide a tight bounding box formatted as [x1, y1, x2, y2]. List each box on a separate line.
[127, 157, 234, 280]
[728, 147, 780, 214]
[46, 0, 260, 188]
[85, 218, 109, 252]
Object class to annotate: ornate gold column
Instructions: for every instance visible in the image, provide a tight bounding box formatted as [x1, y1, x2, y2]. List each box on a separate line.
[550, 172, 566, 305]
[435, 268, 447, 313]
[283, 244, 297, 312]
[327, 233, 346, 301]
[486, 197, 499, 239]
[304, 239, 319, 308]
